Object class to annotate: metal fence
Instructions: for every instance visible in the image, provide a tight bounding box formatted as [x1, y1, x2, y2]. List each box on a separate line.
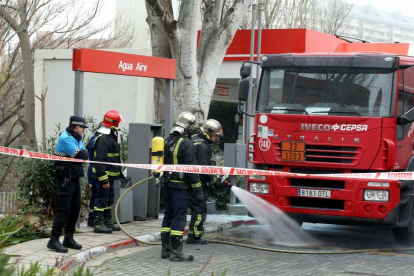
[0, 192, 18, 213]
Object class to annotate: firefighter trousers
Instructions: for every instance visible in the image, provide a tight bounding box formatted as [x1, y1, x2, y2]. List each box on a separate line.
[51, 176, 81, 237]
[188, 191, 207, 238]
[161, 186, 189, 236]
[94, 181, 114, 211]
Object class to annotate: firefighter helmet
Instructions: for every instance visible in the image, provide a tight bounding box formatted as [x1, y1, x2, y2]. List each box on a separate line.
[102, 110, 124, 128]
[175, 112, 196, 131]
[201, 119, 223, 137]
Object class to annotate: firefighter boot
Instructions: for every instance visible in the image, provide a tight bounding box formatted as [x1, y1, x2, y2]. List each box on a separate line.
[47, 231, 68, 253]
[170, 235, 194, 262]
[186, 235, 208, 245]
[161, 232, 171, 259]
[93, 211, 113, 234]
[62, 232, 82, 250]
[103, 209, 121, 231]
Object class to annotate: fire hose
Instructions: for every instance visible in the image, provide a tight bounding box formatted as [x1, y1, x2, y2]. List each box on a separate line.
[114, 176, 414, 255]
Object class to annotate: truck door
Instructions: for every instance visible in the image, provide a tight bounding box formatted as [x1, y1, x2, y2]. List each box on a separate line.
[403, 67, 414, 140]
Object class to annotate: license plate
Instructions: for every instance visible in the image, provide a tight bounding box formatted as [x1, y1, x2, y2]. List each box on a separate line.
[281, 141, 305, 161]
[298, 189, 331, 198]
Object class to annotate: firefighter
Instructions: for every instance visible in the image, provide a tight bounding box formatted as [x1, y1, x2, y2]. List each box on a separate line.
[47, 116, 89, 253]
[92, 110, 124, 234]
[86, 122, 103, 227]
[161, 111, 203, 262]
[187, 119, 230, 245]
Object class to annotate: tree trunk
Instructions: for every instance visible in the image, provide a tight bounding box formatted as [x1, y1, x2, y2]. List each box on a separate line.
[146, 0, 252, 122]
[146, 2, 172, 124]
[18, 10, 37, 150]
[170, 0, 202, 121]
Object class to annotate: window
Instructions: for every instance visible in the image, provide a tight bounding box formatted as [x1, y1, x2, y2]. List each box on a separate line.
[396, 71, 404, 140]
[257, 68, 394, 117]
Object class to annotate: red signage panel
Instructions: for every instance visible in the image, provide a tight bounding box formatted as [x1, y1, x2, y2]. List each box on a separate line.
[72, 48, 176, 80]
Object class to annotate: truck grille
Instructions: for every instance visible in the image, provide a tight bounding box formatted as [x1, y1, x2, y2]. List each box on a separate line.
[305, 145, 358, 163]
[290, 197, 344, 210]
[276, 143, 359, 164]
[290, 178, 345, 189]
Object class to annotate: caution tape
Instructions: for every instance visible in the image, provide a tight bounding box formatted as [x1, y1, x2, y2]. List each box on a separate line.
[0, 145, 413, 181]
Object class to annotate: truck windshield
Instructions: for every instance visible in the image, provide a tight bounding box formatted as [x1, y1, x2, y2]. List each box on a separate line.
[257, 68, 394, 117]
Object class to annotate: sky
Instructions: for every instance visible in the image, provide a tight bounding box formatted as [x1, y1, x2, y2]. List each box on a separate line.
[344, 0, 414, 16]
[98, 0, 413, 55]
[99, 0, 414, 26]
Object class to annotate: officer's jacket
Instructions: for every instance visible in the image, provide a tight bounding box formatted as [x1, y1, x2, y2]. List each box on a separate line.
[86, 133, 98, 185]
[54, 127, 88, 178]
[192, 133, 216, 187]
[164, 132, 202, 192]
[92, 129, 124, 185]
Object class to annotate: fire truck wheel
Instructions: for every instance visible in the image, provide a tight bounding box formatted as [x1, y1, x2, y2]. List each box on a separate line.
[392, 221, 414, 246]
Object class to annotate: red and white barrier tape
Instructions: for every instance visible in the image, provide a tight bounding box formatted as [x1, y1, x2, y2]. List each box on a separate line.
[0, 145, 413, 181]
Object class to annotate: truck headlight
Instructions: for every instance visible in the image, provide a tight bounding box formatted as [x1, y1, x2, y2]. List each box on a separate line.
[249, 182, 269, 194]
[363, 190, 389, 202]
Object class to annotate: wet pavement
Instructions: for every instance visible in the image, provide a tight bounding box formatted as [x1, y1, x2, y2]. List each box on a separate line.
[86, 223, 414, 276]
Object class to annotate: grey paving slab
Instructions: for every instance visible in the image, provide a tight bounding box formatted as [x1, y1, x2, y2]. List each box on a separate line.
[4, 214, 253, 271]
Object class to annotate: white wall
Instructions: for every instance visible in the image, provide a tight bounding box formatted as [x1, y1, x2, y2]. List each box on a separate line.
[34, 49, 154, 141]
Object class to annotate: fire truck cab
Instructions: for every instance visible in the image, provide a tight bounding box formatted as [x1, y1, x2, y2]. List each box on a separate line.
[239, 51, 414, 245]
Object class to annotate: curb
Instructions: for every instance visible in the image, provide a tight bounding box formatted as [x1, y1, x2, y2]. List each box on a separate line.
[59, 218, 259, 272]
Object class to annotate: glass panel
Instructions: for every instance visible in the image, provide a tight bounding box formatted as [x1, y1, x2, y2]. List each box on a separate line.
[258, 68, 394, 117]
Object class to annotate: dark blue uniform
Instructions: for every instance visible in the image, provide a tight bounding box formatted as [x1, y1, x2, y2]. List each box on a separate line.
[188, 132, 218, 240]
[161, 132, 202, 237]
[91, 127, 123, 233]
[52, 127, 88, 237]
[92, 129, 123, 211]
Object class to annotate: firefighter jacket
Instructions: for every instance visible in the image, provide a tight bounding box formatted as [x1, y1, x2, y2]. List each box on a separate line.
[54, 127, 88, 179]
[92, 128, 124, 185]
[192, 132, 217, 188]
[164, 132, 202, 193]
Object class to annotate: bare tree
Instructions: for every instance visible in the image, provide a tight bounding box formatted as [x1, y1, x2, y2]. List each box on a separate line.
[314, 0, 353, 35]
[238, 0, 352, 34]
[146, 0, 253, 122]
[0, 0, 130, 150]
[0, 0, 131, 190]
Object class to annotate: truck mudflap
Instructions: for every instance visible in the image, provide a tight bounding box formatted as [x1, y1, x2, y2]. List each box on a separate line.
[288, 204, 401, 226]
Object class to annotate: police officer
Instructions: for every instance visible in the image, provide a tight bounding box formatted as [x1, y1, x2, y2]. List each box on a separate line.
[187, 119, 229, 245]
[92, 111, 124, 234]
[47, 116, 89, 253]
[161, 112, 203, 262]
[86, 122, 102, 227]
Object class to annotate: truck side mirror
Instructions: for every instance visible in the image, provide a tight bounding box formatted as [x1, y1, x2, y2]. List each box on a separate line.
[240, 64, 251, 78]
[397, 107, 414, 125]
[238, 78, 250, 102]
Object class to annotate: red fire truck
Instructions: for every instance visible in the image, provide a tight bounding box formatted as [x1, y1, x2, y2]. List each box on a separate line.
[239, 48, 414, 244]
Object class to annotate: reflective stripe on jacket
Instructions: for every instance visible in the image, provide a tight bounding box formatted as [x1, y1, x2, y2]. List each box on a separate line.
[164, 132, 202, 192]
[92, 130, 123, 185]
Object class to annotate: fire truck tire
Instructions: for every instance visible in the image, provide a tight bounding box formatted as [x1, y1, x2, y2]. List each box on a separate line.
[392, 179, 414, 246]
[392, 206, 414, 246]
[392, 225, 414, 246]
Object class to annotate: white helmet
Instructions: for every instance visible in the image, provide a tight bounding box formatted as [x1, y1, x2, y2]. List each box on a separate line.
[175, 111, 196, 131]
[201, 119, 223, 137]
